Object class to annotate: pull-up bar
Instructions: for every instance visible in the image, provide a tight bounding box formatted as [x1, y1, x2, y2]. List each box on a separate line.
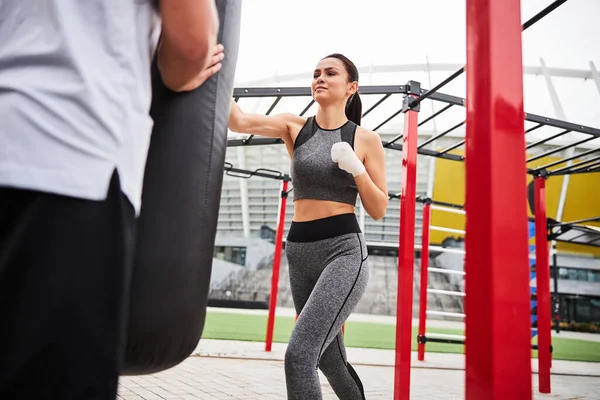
[224, 162, 289, 181]
[229, 81, 600, 175]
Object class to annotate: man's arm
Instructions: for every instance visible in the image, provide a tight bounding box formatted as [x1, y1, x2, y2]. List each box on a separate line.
[157, 0, 220, 92]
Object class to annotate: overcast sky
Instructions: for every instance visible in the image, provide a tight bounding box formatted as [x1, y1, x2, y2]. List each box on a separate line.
[234, 0, 599, 78]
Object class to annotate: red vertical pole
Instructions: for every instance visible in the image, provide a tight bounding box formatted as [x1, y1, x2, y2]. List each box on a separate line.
[417, 202, 432, 361]
[393, 91, 419, 400]
[465, 0, 532, 399]
[265, 179, 289, 352]
[534, 176, 551, 393]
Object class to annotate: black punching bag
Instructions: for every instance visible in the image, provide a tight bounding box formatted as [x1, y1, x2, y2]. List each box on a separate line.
[122, 0, 242, 375]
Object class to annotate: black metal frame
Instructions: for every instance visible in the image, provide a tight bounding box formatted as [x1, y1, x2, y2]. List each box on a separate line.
[228, 0, 599, 176]
[221, 165, 600, 248]
[229, 83, 600, 173]
[225, 0, 598, 247]
[224, 161, 289, 181]
[416, 334, 552, 352]
[548, 220, 600, 248]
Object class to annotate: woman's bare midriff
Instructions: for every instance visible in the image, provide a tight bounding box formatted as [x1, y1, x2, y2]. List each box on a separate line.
[292, 199, 355, 222]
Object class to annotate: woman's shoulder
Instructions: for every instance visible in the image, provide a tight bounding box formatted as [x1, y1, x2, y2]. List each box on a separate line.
[355, 125, 381, 144]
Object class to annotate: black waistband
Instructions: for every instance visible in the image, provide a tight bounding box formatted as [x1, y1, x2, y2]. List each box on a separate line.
[287, 213, 361, 243]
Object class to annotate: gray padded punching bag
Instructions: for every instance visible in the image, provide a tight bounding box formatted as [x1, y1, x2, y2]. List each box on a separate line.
[122, 0, 242, 375]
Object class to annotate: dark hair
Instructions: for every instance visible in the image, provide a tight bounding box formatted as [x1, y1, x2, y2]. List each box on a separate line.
[322, 53, 362, 125]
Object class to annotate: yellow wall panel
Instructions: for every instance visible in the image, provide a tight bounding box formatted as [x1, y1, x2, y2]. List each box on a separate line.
[430, 150, 600, 257]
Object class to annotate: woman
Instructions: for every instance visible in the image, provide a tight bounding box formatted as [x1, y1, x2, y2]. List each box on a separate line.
[229, 53, 388, 400]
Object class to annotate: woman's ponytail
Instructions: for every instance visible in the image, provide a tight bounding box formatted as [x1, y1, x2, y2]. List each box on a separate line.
[345, 92, 362, 126]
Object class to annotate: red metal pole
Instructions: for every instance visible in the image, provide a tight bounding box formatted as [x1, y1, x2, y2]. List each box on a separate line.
[265, 179, 289, 352]
[534, 176, 552, 393]
[465, 0, 532, 399]
[393, 100, 419, 400]
[417, 202, 432, 361]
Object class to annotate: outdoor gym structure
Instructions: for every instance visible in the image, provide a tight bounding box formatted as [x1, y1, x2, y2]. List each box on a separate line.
[222, 0, 600, 398]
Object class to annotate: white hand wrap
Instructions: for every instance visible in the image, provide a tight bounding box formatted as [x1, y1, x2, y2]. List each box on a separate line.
[331, 142, 365, 177]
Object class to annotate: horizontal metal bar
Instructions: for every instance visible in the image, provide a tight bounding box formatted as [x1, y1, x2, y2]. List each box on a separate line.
[233, 85, 408, 98]
[374, 109, 403, 133]
[526, 136, 598, 163]
[525, 124, 544, 134]
[439, 139, 465, 155]
[387, 195, 465, 207]
[430, 205, 466, 215]
[367, 242, 466, 254]
[418, 121, 465, 149]
[428, 267, 465, 276]
[426, 91, 466, 107]
[556, 161, 600, 176]
[427, 288, 466, 297]
[420, 336, 551, 350]
[567, 160, 600, 174]
[424, 94, 600, 142]
[223, 163, 286, 181]
[524, 112, 600, 139]
[426, 310, 466, 318]
[553, 237, 600, 248]
[231, 86, 600, 143]
[299, 100, 315, 116]
[409, 68, 465, 109]
[420, 337, 465, 345]
[362, 93, 392, 118]
[575, 164, 600, 174]
[227, 138, 284, 147]
[525, 129, 571, 150]
[552, 216, 600, 226]
[425, 94, 600, 141]
[418, 104, 454, 127]
[425, 333, 466, 341]
[547, 154, 600, 175]
[430, 226, 466, 235]
[428, 199, 465, 210]
[380, 141, 466, 161]
[234, 87, 311, 98]
[365, 241, 397, 249]
[536, 147, 600, 171]
[428, 246, 466, 255]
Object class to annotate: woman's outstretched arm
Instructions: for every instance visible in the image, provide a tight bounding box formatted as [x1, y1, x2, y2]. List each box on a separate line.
[229, 100, 305, 140]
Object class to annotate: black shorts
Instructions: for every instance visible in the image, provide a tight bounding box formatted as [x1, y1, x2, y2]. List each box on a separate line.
[0, 170, 136, 399]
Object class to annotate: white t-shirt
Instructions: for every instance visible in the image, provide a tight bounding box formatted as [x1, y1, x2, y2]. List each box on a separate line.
[0, 0, 161, 215]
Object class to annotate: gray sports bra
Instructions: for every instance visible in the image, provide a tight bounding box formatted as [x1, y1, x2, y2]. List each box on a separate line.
[290, 116, 359, 206]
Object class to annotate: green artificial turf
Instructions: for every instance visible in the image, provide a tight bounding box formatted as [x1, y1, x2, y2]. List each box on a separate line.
[202, 310, 600, 363]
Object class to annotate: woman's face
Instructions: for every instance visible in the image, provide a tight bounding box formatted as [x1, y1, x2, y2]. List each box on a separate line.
[311, 58, 356, 105]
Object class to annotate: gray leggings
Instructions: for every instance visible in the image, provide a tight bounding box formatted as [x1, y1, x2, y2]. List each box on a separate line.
[284, 213, 369, 400]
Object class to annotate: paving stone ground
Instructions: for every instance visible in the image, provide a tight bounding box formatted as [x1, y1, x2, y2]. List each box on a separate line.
[118, 339, 600, 399]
